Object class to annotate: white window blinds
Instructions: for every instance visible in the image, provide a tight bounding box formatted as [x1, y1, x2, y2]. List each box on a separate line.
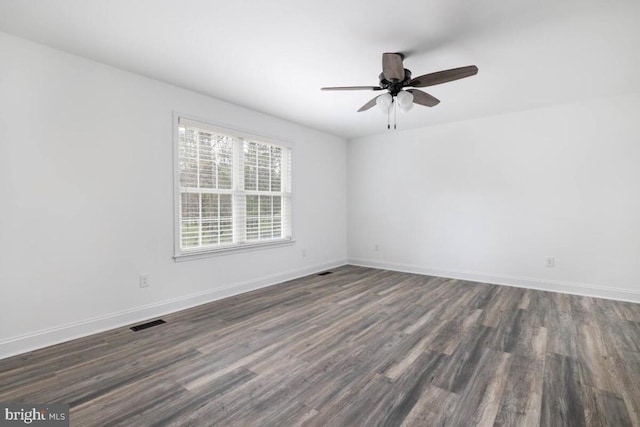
[176, 117, 292, 255]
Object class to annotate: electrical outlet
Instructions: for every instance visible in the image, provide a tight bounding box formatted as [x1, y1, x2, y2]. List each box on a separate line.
[374, 244, 379, 252]
[545, 257, 555, 268]
[301, 249, 307, 258]
[139, 274, 150, 288]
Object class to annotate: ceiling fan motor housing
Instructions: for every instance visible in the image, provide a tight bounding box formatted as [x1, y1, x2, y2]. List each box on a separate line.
[379, 69, 412, 96]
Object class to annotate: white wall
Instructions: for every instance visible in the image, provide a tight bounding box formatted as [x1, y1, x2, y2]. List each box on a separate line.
[0, 32, 348, 358]
[348, 93, 640, 302]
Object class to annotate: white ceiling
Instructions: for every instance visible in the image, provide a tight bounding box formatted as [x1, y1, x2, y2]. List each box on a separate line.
[1, 0, 639, 139]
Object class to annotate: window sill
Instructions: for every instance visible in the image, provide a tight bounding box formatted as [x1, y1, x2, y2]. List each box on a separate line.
[173, 239, 296, 262]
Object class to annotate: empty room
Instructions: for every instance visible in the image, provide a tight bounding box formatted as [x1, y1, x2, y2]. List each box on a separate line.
[1, 0, 639, 426]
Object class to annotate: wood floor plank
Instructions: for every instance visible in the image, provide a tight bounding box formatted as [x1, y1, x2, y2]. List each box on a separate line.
[604, 350, 640, 427]
[374, 351, 450, 426]
[428, 307, 483, 355]
[490, 307, 547, 358]
[541, 353, 586, 427]
[494, 355, 545, 427]
[480, 286, 523, 328]
[399, 385, 459, 427]
[444, 349, 512, 426]
[0, 265, 638, 426]
[383, 316, 451, 380]
[545, 308, 578, 359]
[581, 387, 633, 427]
[431, 325, 495, 393]
[575, 322, 618, 393]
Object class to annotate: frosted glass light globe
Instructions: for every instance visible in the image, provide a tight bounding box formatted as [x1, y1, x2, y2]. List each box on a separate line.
[396, 90, 414, 111]
[376, 93, 393, 113]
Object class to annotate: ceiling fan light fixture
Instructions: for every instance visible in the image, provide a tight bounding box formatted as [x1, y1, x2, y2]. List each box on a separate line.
[396, 90, 414, 111]
[376, 93, 393, 113]
[321, 53, 478, 128]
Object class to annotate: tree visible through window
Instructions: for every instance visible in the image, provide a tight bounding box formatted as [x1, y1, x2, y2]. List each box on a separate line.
[244, 141, 283, 241]
[176, 118, 292, 255]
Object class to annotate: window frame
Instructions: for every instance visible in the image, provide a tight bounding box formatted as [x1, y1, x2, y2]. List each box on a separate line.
[173, 112, 295, 261]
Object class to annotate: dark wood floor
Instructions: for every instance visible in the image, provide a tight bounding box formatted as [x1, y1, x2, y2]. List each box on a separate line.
[1, 266, 639, 426]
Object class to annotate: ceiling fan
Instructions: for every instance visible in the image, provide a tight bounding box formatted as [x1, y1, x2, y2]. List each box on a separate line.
[321, 53, 478, 128]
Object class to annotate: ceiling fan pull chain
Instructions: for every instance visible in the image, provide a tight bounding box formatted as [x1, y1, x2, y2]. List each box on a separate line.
[394, 99, 397, 129]
[387, 103, 391, 129]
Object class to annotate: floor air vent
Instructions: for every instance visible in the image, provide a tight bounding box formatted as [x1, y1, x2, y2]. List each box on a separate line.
[130, 319, 166, 331]
[317, 271, 333, 276]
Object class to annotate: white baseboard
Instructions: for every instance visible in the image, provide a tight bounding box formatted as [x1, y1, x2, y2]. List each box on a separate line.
[0, 259, 347, 360]
[348, 258, 640, 304]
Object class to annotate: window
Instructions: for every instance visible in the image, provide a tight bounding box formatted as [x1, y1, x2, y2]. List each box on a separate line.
[175, 117, 292, 258]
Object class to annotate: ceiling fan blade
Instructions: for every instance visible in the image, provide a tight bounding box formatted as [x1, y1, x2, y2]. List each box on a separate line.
[321, 86, 381, 91]
[409, 65, 478, 87]
[382, 53, 405, 81]
[357, 96, 380, 112]
[408, 89, 440, 107]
